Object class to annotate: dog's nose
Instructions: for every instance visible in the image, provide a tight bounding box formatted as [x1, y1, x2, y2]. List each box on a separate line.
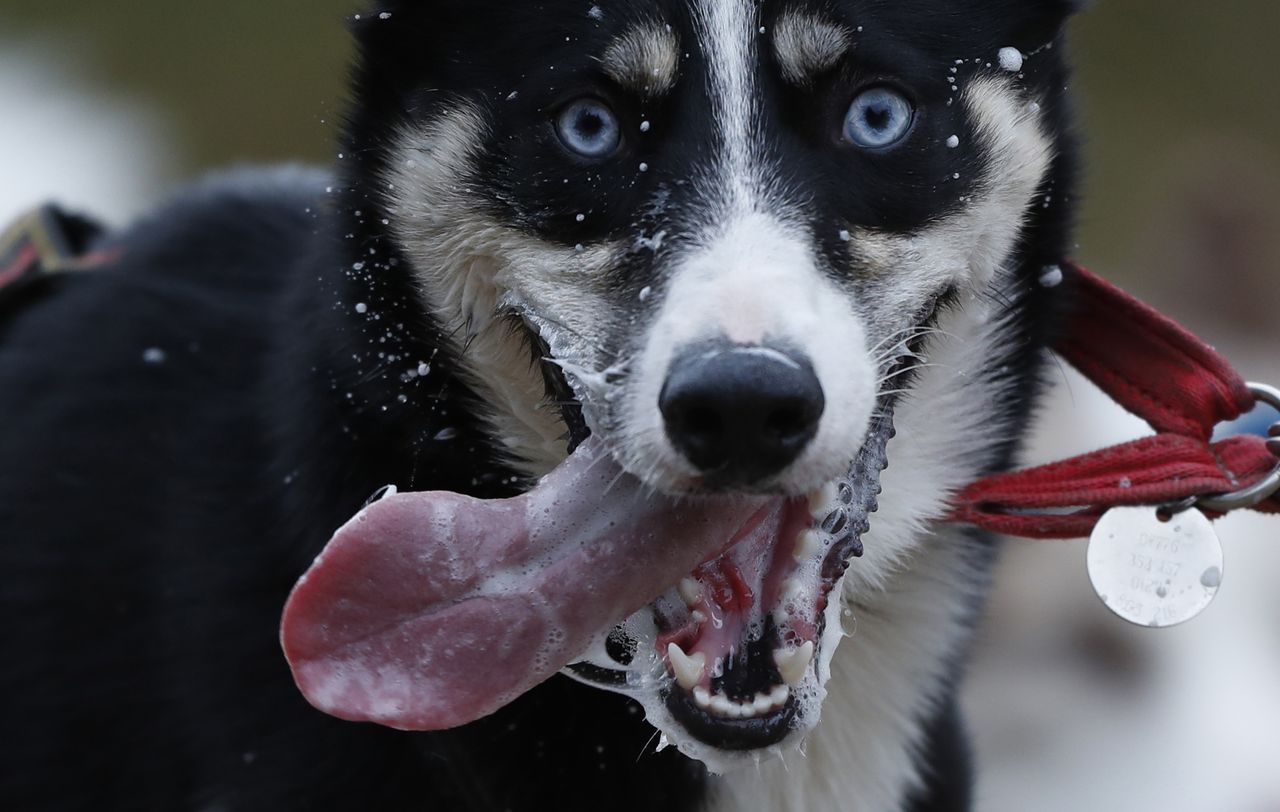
[660, 344, 825, 484]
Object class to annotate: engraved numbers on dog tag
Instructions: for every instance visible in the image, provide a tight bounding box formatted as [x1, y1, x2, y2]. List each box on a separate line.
[1087, 507, 1224, 628]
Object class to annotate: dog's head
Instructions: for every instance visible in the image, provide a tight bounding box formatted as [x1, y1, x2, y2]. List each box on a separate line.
[344, 0, 1082, 769]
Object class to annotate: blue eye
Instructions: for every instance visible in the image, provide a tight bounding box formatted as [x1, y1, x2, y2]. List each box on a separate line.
[556, 99, 622, 159]
[843, 87, 914, 149]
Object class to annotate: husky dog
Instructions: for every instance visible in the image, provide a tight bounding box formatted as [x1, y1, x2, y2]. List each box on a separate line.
[1, 1, 1082, 810]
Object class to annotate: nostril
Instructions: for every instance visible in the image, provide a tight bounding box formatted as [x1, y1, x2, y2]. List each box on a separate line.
[683, 405, 722, 436]
[766, 403, 813, 439]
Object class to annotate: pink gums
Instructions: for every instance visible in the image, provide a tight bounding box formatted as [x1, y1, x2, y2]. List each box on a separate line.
[657, 497, 817, 687]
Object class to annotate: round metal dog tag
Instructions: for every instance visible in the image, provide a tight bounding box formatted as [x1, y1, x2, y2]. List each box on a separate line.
[1087, 506, 1224, 628]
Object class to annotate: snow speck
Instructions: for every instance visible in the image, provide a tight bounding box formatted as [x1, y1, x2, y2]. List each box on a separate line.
[417, 362, 431, 377]
[946, 135, 960, 148]
[378, 12, 392, 20]
[142, 347, 167, 365]
[506, 91, 519, 102]
[837, 230, 851, 242]
[639, 120, 651, 133]
[1039, 265, 1064, 288]
[998, 47, 1024, 73]
[588, 5, 604, 21]
[639, 286, 652, 302]
[355, 302, 369, 314]
[576, 213, 586, 222]
[638, 162, 649, 173]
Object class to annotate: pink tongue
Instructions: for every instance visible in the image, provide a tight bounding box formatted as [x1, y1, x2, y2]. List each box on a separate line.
[281, 439, 772, 731]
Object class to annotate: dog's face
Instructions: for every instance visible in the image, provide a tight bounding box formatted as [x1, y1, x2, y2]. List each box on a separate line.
[352, 0, 1077, 767]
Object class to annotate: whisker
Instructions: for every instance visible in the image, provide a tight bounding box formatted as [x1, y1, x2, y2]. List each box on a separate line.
[636, 728, 663, 763]
[875, 362, 944, 386]
[874, 387, 917, 399]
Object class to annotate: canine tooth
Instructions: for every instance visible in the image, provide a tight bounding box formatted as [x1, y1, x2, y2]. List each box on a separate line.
[678, 577, 704, 607]
[666, 643, 706, 691]
[694, 686, 712, 708]
[808, 482, 840, 519]
[792, 529, 824, 563]
[773, 641, 815, 686]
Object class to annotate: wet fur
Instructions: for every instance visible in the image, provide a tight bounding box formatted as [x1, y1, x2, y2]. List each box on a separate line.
[2, 1, 1081, 810]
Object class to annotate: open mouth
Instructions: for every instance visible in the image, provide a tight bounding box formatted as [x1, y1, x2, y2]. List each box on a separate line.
[659, 477, 868, 748]
[565, 404, 895, 755]
[279, 308, 931, 770]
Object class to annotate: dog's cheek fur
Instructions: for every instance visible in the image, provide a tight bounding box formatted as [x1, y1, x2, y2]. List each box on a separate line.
[849, 77, 1054, 336]
[384, 103, 629, 476]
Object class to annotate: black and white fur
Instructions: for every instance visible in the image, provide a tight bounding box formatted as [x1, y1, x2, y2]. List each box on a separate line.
[1, 1, 1082, 810]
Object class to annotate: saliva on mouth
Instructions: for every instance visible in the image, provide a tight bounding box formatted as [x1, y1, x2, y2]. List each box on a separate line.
[565, 413, 891, 769]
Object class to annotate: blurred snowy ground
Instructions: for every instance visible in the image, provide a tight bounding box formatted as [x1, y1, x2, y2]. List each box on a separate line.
[0, 40, 173, 225]
[966, 363, 1280, 812]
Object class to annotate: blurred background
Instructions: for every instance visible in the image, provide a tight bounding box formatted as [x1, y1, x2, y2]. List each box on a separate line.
[2, 2, 1277, 809]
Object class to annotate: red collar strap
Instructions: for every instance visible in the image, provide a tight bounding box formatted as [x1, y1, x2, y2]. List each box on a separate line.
[950, 264, 1280, 539]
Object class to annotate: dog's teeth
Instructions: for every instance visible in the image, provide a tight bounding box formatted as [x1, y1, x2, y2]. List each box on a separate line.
[691, 609, 708, 625]
[693, 686, 712, 709]
[792, 529, 824, 563]
[808, 481, 841, 519]
[678, 577, 704, 607]
[666, 643, 707, 691]
[773, 641, 815, 686]
[697, 686, 792, 720]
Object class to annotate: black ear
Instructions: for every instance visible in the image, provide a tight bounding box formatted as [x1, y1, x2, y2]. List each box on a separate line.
[1012, 0, 1091, 49]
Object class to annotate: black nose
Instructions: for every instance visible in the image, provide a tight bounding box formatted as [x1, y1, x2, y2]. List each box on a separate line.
[660, 344, 825, 484]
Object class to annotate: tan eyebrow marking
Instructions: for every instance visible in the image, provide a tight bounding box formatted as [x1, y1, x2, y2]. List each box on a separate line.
[601, 22, 681, 98]
[773, 9, 852, 86]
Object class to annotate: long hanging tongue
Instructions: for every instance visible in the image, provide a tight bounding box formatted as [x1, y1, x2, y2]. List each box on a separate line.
[280, 440, 773, 731]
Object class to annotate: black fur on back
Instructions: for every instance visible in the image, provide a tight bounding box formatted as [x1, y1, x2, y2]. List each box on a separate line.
[1, 1, 1083, 809]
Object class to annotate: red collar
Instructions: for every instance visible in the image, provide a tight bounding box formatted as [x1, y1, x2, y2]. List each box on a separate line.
[950, 264, 1280, 539]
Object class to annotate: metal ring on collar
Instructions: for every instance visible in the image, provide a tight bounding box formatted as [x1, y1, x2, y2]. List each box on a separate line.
[1195, 382, 1280, 513]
